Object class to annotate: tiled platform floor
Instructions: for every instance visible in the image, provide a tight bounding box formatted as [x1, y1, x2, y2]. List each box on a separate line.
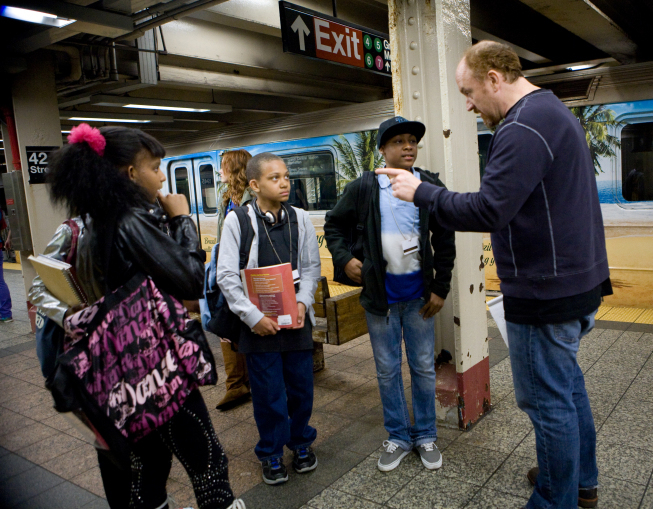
[1, 269, 653, 508]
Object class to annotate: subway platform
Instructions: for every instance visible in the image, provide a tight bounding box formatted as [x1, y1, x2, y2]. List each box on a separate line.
[1, 269, 653, 509]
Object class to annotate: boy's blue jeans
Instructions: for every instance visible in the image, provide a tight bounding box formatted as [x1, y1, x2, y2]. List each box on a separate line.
[507, 312, 598, 509]
[365, 298, 437, 451]
[246, 350, 316, 461]
[0, 251, 12, 319]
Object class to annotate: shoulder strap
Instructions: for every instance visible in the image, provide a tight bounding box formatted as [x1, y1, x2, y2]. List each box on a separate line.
[356, 171, 376, 234]
[62, 219, 81, 265]
[233, 206, 254, 270]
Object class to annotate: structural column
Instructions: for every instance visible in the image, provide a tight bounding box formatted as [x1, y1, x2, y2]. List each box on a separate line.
[388, 0, 490, 428]
[11, 51, 66, 319]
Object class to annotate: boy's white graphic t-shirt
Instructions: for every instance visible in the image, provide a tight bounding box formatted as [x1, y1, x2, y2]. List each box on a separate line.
[378, 170, 424, 304]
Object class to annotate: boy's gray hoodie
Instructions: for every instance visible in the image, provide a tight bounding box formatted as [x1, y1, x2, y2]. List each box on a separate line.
[216, 204, 321, 329]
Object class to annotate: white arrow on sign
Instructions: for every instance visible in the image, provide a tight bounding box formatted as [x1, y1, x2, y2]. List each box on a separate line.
[291, 15, 310, 52]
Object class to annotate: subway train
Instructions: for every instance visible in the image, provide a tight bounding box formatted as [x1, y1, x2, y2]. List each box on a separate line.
[161, 97, 653, 308]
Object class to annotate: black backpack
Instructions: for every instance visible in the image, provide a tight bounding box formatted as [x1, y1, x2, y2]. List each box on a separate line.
[332, 171, 376, 286]
[203, 206, 254, 342]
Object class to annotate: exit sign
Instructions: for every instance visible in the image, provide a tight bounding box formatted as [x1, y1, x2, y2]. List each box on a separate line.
[279, 1, 391, 76]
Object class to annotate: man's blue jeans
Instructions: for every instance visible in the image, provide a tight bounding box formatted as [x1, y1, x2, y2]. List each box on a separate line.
[507, 312, 598, 509]
[366, 298, 437, 451]
[246, 350, 316, 461]
[0, 251, 12, 320]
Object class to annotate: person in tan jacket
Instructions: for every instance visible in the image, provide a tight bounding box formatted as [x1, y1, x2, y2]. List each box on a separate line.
[215, 149, 254, 410]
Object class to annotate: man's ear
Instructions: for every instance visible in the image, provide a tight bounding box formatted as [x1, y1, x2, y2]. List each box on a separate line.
[249, 179, 260, 193]
[378, 145, 385, 158]
[487, 70, 500, 91]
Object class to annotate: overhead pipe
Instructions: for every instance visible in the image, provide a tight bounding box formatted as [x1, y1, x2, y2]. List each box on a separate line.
[110, 42, 119, 80]
[0, 106, 22, 172]
[115, 0, 228, 41]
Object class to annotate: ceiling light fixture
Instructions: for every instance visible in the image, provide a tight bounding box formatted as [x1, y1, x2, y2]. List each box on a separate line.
[89, 95, 232, 114]
[566, 64, 595, 71]
[0, 6, 75, 27]
[68, 117, 150, 123]
[123, 104, 211, 113]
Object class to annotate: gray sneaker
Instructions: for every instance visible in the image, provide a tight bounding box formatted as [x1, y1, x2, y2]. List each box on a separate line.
[417, 442, 442, 469]
[378, 440, 410, 472]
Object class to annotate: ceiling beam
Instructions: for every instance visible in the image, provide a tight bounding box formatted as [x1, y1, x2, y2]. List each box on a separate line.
[158, 65, 386, 103]
[130, 88, 341, 114]
[159, 17, 389, 88]
[518, 0, 638, 64]
[470, 0, 607, 66]
[586, 0, 653, 61]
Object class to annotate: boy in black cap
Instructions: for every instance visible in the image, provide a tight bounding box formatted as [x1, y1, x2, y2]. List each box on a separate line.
[324, 117, 455, 472]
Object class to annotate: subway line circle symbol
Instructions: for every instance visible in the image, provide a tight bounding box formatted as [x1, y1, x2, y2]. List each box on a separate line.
[364, 35, 373, 50]
[375, 55, 383, 70]
[374, 38, 383, 52]
[365, 54, 374, 68]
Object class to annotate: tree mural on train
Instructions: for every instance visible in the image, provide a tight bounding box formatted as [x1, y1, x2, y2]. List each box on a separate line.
[332, 130, 384, 194]
[571, 105, 623, 175]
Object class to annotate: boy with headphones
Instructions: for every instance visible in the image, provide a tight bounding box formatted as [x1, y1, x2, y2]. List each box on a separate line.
[216, 152, 322, 485]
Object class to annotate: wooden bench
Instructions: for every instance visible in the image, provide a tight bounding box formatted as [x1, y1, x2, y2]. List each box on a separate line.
[311, 276, 368, 371]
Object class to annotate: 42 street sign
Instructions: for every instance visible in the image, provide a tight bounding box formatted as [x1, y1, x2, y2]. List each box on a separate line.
[279, 1, 391, 76]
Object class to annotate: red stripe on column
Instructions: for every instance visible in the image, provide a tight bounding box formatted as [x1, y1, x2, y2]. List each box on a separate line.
[457, 356, 492, 429]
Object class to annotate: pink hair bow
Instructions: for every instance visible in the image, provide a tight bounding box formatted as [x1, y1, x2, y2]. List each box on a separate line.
[67, 123, 106, 157]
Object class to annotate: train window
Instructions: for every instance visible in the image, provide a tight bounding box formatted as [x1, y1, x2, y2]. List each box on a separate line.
[280, 151, 337, 211]
[478, 134, 492, 178]
[199, 163, 217, 214]
[621, 123, 653, 202]
[174, 167, 192, 205]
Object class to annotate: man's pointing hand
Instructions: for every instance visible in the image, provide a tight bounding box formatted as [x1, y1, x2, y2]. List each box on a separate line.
[375, 168, 422, 203]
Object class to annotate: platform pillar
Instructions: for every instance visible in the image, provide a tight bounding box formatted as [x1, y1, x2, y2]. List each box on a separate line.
[388, 0, 490, 428]
[11, 51, 66, 323]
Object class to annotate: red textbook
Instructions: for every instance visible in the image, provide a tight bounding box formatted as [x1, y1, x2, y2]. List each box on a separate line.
[241, 263, 299, 328]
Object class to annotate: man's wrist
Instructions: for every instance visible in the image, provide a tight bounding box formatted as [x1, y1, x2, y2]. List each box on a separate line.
[413, 181, 439, 208]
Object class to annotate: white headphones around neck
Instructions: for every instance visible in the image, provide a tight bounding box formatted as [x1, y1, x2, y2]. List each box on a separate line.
[254, 201, 287, 225]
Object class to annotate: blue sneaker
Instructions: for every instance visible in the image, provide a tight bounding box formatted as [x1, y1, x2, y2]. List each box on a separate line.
[261, 457, 288, 485]
[0, 316, 13, 323]
[292, 446, 317, 473]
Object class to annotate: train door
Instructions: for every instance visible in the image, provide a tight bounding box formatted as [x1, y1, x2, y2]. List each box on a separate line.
[192, 156, 221, 254]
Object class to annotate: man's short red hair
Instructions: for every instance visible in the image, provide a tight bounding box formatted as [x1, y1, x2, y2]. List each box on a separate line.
[463, 40, 523, 84]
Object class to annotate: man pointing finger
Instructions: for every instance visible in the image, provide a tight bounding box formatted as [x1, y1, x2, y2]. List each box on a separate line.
[378, 41, 611, 509]
[375, 167, 422, 202]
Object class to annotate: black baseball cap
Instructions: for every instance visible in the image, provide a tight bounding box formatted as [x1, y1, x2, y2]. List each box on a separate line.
[377, 116, 426, 149]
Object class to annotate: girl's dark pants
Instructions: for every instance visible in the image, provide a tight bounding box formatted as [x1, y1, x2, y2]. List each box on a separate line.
[97, 390, 234, 509]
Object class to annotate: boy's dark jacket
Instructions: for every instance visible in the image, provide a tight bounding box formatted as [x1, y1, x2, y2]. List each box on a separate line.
[324, 168, 455, 317]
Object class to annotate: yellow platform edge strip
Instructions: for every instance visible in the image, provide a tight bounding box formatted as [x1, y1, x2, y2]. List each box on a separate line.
[635, 309, 653, 325]
[600, 307, 645, 323]
[595, 305, 612, 320]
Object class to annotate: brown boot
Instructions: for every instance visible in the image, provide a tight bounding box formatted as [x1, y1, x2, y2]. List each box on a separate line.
[216, 341, 251, 411]
[527, 466, 598, 508]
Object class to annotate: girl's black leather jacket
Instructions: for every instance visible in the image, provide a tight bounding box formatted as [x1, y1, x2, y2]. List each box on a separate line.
[76, 203, 206, 305]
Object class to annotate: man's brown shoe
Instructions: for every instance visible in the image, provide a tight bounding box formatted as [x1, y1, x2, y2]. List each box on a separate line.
[527, 467, 598, 508]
